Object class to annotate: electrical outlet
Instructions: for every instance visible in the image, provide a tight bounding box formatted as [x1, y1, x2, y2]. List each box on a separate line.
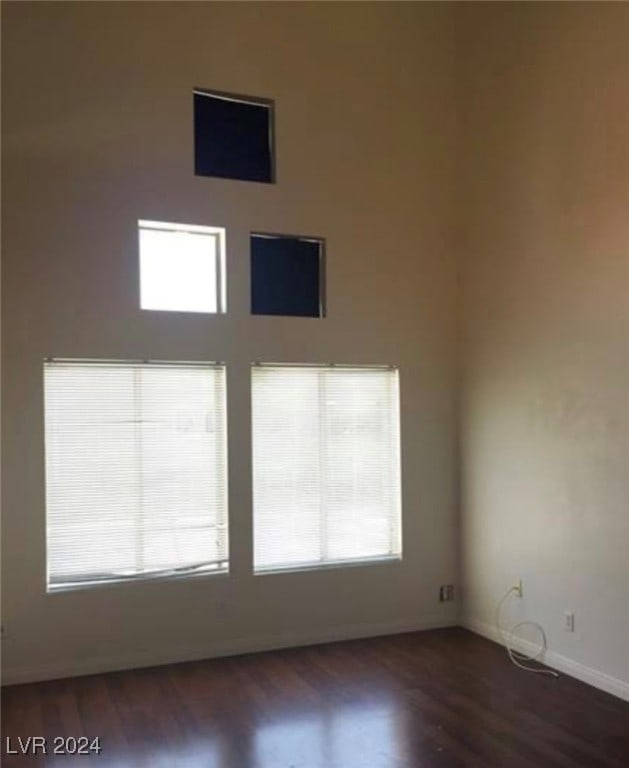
[439, 584, 455, 602]
[564, 611, 575, 632]
[514, 579, 523, 598]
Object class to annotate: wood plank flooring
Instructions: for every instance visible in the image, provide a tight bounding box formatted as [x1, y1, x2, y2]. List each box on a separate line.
[2, 628, 628, 767]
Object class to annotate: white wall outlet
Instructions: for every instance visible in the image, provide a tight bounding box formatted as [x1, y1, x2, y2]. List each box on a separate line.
[564, 611, 575, 632]
[439, 584, 455, 602]
[514, 579, 523, 598]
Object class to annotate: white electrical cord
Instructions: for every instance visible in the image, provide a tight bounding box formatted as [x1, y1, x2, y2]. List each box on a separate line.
[495, 586, 559, 678]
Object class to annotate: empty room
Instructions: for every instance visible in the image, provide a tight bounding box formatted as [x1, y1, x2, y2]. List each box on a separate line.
[1, 2, 627, 766]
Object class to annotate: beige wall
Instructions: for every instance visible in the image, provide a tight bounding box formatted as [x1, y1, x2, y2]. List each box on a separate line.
[458, 3, 629, 695]
[1, 2, 459, 682]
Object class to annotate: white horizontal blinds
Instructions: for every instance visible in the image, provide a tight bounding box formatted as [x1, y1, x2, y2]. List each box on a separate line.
[252, 365, 401, 572]
[44, 361, 228, 587]
[253, 368, 322, 569]
[322, 369, 401, 562]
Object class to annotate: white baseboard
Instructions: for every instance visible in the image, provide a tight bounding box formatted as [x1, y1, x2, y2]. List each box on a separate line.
[1, 614, 456, 686]
[463, 616, 629, 703]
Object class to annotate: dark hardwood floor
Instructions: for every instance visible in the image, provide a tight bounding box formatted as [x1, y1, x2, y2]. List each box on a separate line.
[2, 628, 628, 767]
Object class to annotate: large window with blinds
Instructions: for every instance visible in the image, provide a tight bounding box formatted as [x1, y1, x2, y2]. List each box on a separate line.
[252, 364, 402, 572]
[44, 360, 228, 590]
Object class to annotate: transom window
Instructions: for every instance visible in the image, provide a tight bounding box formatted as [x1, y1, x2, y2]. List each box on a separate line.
[138, 219, 226, 314]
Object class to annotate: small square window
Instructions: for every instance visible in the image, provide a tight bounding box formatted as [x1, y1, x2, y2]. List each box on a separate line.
[194, 89, 275, 183]
[139, 220, 226, 313]
[251, 233, 325, 318]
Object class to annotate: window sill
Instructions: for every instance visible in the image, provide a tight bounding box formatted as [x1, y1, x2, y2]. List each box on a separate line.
[254, 554, 402, 577]
[47, 565, 229, 594]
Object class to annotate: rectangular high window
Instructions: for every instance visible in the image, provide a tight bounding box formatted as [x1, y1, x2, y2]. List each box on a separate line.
[193, 89, 275, 184]
[44, 360, 228, 590]
[252, 364, 402, 572]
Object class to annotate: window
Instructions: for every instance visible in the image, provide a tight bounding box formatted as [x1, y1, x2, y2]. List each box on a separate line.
[250, 233, 325, 318]
[138, 219, 226, 313]
[44, 360, 228, 589]
[194, 89, 275, 183]
[252, 364, 402, 572]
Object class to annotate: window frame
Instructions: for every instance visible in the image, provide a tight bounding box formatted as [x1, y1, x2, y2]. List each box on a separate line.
[138, 219, 227, 314]
[250, 231, 326, 318]
[44, 358, 229, 592]
[193, 87, 276, 184]
[251, 362, 403, 575]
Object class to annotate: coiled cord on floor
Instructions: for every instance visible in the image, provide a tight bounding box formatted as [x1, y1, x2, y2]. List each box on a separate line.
[495, 587, 559, 678]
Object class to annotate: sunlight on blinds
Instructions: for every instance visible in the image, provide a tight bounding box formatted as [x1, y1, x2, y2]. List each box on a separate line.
[252, 365, 401, 572]
[44, 360, 228, 589]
